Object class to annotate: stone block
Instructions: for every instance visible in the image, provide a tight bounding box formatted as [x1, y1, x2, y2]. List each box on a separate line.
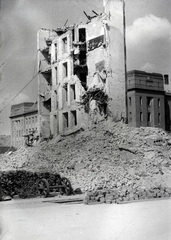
[100, 197, 105, 203]
[106, 199, 112, 204]
[156, 192, 162, 198]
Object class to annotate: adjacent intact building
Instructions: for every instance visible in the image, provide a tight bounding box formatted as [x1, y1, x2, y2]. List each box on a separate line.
[9, 102, 38, 148]
[37, 0, 126, 140]
[127, 70, 166, 129]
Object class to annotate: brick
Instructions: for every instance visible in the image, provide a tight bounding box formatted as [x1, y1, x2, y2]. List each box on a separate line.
[128, 197, 134, 201]
[100, 197, 105, 203]
[134, 195, 139, 200]
[164, 192, 169, 197]
[106, 199, 112, 204]
[156, 192, 162, 198]
[90, 196, 95, 201]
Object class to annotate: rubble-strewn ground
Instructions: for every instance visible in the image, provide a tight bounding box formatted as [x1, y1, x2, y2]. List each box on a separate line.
[1, 120, 171, 193]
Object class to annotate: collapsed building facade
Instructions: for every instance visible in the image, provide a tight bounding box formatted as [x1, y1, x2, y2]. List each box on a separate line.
[37, 0, 126, 139]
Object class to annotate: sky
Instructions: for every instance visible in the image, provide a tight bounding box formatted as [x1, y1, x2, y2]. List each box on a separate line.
[0, 0, 171, 135]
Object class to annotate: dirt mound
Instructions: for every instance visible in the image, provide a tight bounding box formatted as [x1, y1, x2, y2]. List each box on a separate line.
[1, 120, 171, 193]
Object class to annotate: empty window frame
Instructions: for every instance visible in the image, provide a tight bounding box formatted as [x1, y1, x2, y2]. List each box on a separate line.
[147, 112, 151, 122]
[70, 84, 76, 100]
[63, 112, 69, 128]
[158, 113, 161, 123]
[71, 110, 77, 126]
[55, 67, 58, 85]
[158, 99, 161, 108]
[72, 29, 75, 42]
[79, 50, 86, 65]
[140, 97, 142, 106]
[62, 37, 68, 53]
[79, 28, 86, 42]
[140, 112, 143, 122]
[63, 62, 68, 78]
[80, 72, 87, 90]
[63, 84, 68, 102]
[55, 43, 57, 61]
[147, 97, 153, 107]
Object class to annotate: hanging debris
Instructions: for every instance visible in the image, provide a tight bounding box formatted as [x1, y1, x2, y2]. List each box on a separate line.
[81, 87, 109, 114]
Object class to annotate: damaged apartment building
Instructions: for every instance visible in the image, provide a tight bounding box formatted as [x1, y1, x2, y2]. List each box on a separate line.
[37, 0, 126, 139]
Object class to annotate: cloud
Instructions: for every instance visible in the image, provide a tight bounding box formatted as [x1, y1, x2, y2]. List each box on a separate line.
[126, 14, 171, 48]
[140, 62, 156, 72]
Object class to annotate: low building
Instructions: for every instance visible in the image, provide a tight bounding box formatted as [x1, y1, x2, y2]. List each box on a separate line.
[9, 102, 38, 148]
[127, 70, 165, 129]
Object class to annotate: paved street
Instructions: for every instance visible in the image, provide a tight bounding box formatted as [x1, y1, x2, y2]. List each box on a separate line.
[0, 197, 171, 240]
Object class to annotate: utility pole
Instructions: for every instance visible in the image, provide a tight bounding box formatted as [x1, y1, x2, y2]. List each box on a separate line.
[123, 0, 128, 123]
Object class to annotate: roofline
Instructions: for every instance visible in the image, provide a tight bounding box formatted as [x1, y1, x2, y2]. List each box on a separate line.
[127, 70, 163, 78]
[9, 110, 38, 119]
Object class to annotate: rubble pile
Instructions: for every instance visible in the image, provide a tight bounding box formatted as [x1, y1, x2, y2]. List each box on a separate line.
[1, 120, 171, 199]
[84, 186, 171, 205]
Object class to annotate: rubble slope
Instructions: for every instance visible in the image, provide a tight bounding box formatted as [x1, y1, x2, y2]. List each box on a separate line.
[1, 120, 171, 193]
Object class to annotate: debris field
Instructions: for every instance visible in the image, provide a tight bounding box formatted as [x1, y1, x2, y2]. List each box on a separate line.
[1, 120, 171, 202]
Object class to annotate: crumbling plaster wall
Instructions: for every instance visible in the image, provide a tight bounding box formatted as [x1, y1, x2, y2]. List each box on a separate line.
[50, 28, 86, 136]
[37, 29, 57, 139]
[86, 0, 126, 120]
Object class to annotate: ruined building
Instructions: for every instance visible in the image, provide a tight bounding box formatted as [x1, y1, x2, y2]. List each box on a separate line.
[37, 0, 126, 139]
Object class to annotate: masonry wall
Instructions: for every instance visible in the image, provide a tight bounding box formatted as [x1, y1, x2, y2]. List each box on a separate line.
[86, 0, 126, 120]
[50, 27, 86, 137]
[128, 90, 165, 129]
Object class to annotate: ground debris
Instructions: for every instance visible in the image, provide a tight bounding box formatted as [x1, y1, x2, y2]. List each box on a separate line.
[1, 120, 171, 195]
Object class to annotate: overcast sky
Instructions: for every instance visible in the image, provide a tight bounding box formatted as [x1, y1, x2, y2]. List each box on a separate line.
[0, 0, 171, 135]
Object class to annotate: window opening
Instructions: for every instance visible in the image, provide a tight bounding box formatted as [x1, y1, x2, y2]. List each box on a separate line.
[63, 62, 68, 78]
[79, 50, 86, 65]
[80, 72, 87, 90]
[79, 28, 86, 42]
[63, 84, 68, 102]
[63, 112, 69, 128]
[147, 112, 151, 122]
[62, 37, 67, 53]
[140, 112, 143, 122]
[72, 29, 75, 42]
[70, 84, 76, 100]
[158, 113, 161, 123]
[71, 110, 77, 126]
[55, 43, 57, 61]
[147, 97, 153, 107]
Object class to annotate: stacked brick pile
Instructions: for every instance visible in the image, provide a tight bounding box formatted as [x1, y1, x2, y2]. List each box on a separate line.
[84, 186, 171, 204]
[0, 170, 62, 198]
[1, 120, 171, 200]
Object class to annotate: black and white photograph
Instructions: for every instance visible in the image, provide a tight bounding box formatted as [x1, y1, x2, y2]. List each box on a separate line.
[0, 0, 171, 239]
